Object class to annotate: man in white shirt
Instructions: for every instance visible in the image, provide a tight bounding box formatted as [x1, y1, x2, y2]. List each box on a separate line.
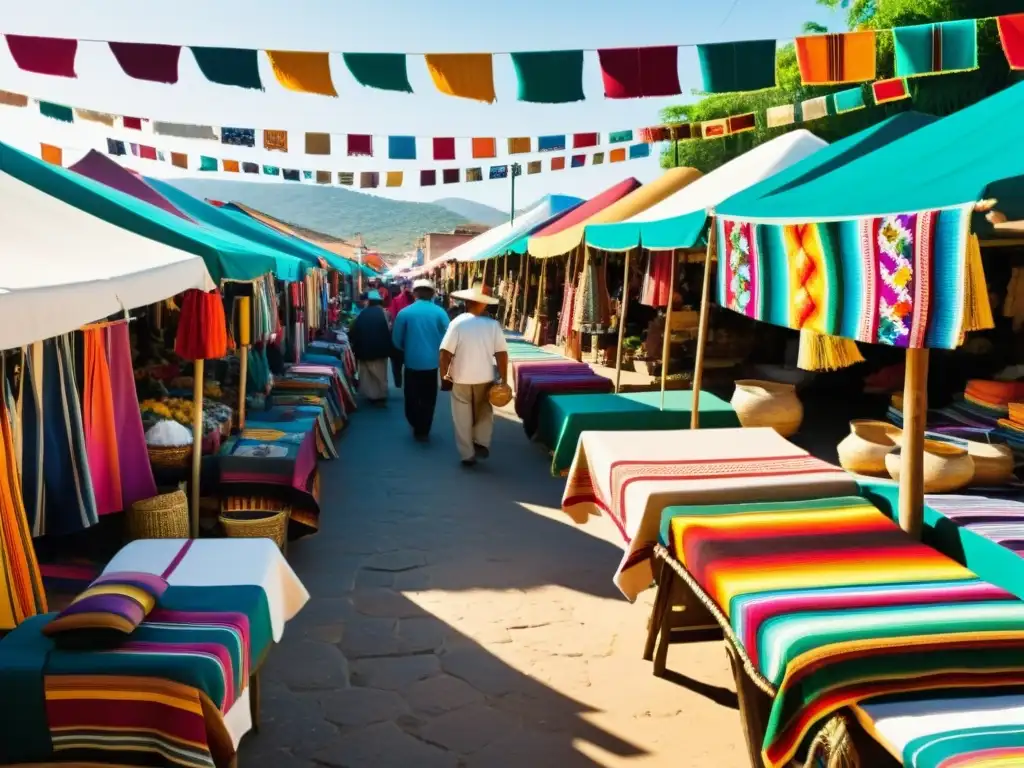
[439, 285, 509, 466]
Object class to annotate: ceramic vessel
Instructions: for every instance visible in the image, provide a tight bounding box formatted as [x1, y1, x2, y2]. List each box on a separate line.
[730, 379, 803, 438]
[885, 440, 975, 494]
[836, 420, 900, 476]
[964, 441, 1014, 486]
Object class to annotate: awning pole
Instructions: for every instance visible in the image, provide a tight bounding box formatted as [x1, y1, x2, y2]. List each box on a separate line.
[691, 227, 717, 428]
[613, 249, 633, 393]
[659, 251, 677, 410]
[190, 359, 205, 539]
[237, 296, 251, 432]
[898, 347, 929, 538]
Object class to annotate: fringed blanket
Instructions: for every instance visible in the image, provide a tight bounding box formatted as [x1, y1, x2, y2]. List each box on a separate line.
[715, 205, 981, 350]
[658, 495, 1024, 768]
[560, 427, 853, 599]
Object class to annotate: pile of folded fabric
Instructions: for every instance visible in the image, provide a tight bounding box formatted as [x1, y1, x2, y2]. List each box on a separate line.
[997, 399, 1024, 451]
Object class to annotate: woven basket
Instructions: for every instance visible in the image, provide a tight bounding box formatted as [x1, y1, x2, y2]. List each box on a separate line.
[219, 509, 288, 551]
[147, 444, 192, 469]
[488, 382, 513, 408]
[127, 490, 190, 541]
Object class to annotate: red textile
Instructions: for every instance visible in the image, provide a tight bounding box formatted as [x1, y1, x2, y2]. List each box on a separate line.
[5, 35, 77, 77]
[598, 46, 681, 99]
[638, 126, 669, 142]
[442, 168, 460, 184]
[122, 116, 143, 130]
[433, 137, 456, 161]
[174, 289, 229, 361]
[83, 328, 122, 515]
[420, 169, 437, 186]
[572, 132, 598, 148]
[641, 252, 673, 307]
[139, 145, 157, 160]
[998, 14, 1024, 70]
[727, 113, 757, 134]
[108, 42, 181, 84]
[347, 134, 373, 156]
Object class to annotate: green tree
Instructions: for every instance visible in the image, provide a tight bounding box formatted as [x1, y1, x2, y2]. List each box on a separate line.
[660, 0, 1021, 172]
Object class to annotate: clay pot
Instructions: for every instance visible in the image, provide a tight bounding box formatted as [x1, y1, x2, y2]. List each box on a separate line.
[731, 379, 803, 438]
[885, 440, 975, 494]
[965, 441, 1015, 486]
[837, 420, 900, 476]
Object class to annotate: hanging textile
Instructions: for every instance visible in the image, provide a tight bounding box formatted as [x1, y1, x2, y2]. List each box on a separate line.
[893, 19, 979, 78]
[557, 277, 577, 343]
[641, 251, 674, 308]
[20, 335, 99, 537]
[572, 256, 612, 334]
[424, 53, 496, 103]
[104, 321, 157, 507]
[697, 40, 777, 93]
[0, 387, 46, 631]
[998, 14, 1024, 70]
[82, 327, 122, 516]
[795, 30, 876, 84]
[175, 289, 229, 361]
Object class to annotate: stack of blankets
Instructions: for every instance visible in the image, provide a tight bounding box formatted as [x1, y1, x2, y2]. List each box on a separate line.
[513, 360, 613, 438]
[889, 381, 1024, 451]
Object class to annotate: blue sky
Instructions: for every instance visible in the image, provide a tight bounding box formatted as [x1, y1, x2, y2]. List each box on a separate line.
[2, 0, 847, 209]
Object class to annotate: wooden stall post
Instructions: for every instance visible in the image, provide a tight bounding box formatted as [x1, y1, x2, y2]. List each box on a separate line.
[482, 259, 490, 288]
[690, 226, 717, 428]
[898, 347, 929, 538]
[659, 251, 678, 410]
[533, 258, 548, 345]
[502, 253, 508, 288]
[237, 296, 251, 432]
[613, 250, 633, 393]
[519, 253, 531, 333]
[190, 359, 205, 539]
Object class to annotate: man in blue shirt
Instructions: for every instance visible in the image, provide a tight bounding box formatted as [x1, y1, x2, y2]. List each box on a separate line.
[392, 279, 450, 441]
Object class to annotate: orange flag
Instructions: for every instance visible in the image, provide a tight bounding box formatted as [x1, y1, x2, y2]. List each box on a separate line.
[267, 51, 337, 96]
[40, 143, 62, 166]
[425, 53, 496, 103]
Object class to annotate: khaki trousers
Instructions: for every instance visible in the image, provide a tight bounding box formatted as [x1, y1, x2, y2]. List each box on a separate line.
[450, 383, 494, 460]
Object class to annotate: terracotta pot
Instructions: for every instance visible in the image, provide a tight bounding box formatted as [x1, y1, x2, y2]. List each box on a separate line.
[730, 379, 803, 438]
[837, 420, 900, 476]
[885, 440, 975, 494]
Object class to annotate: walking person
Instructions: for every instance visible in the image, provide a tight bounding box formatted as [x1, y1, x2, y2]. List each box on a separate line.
[348, 290, 392, 406]
[392, 279, 450, 441]
[438, 284, 509, 466]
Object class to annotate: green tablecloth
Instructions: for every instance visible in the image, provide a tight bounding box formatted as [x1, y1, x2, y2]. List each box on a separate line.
[538, 390, 740, 475]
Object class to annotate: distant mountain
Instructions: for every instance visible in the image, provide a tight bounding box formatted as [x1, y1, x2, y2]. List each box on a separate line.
[166, 179, 476, 254]
[433, 197, 510, 226]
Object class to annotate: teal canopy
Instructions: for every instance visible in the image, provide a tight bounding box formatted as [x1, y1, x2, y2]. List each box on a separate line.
[146, 178, 357, 276]
[717, 83, 1024, 221]
[0, 142, 292, 284]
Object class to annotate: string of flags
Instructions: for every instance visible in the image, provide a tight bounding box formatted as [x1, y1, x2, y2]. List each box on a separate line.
[37, 138, 653, 188]
[2, 14, 1019, 104]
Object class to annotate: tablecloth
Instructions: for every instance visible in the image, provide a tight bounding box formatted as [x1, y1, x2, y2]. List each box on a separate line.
[512, 359, 589, 394]
[517, 373, 614, 438]
[540, 390, 741, 475]
[561, 427, 855, 599]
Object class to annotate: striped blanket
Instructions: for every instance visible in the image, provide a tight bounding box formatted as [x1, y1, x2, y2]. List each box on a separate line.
[511, 359, 587, 394]
[516, 373, 614, 438]
[0, 583, 271, 767]
[658, 495, 1024, 768]
[926, 495, 1024, 553]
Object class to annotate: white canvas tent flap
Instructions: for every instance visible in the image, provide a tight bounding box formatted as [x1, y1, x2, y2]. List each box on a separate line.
[0, 170, 214, 350]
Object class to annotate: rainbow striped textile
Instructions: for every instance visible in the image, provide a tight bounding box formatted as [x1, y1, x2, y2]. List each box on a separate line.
[658, 495, 1024, 768]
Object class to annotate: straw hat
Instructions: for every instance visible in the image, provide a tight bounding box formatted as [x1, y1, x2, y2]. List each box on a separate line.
[451, 284, 499, 305]
[413, 279, 435, 291]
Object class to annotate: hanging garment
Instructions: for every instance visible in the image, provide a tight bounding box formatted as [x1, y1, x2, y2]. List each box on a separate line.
[641, 252, 673, 307]
[572, 257, 613, 334]
[105, 322, 157, 507]
[175, 289, 229, 360]
[82, 327, 122, 515]
[20, 335, 98, 537]
[558, 279, 577, 343]
[0, 393, 47, 630]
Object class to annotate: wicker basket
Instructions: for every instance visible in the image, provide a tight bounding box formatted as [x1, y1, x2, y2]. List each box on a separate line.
[219, 509, 288, 551]
[147, 444, 192, 469]
[127, 490, 190, 541]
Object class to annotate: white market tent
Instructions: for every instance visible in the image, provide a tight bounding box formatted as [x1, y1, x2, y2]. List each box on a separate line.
[0, 169, 215, 350]
[585, 130, 829, 252]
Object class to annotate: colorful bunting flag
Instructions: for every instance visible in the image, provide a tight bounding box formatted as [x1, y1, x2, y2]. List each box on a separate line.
[527, 161, 541, 174]
[507, 137, 531, 154]
[6, 35, 77, 78]
[139, 145, 158, 160]
[766, 104, 796, 128]
[638, 126, 668, 142]
[75, 108, 115, 126]
[442, 168, 460, 184]
[200, 156, 219, 171]
[489, 165, 508, 180]
[998, 14, 1024, 70]
[342, 52, 413, 92]
[550, 156, 566, 171]
[538, 135, 566, 152]
[471, 137, 497, 159]
[571, 154, 586, 168]
[669, 123, 693, 140]
[106, 138, 126, 156]
[264, 129, 288, 152]
[316, 170, 332, 184]
[171, 152, 188, 169]
[510, 50, 585, 103]
[598, 46, 681, 98]
[388, 135, 417, 160]
[728, 113, 757, 134]
[433, 137, 456, 161]
[697, 40, 777, 93]
[191, 46, 263, 90]
[795, 30, 876, 85]
[629, 143, 651, 159]
[572, 132, 598, 148]
[0, 90, 28, 107]
[386, 171, 403, 187]
[609, 148, 626, 162]
[129, 143, 139, 157]
[303, 170, 313, 180]
[263, 164, 280, 176]
[39, 101, 73, 123]
[608, 130, 633, 143]
[305, 132, 332, 155]
[592, 152, 605, 165]
[267, 50, 337, 96]
[894, 19, 979, 78]
[154, 121, 218, 140]
[872, 77, 911, 104]
[800, 95, 830, 121]
[832, 85, 866, 113]
[283, 168, 301, 181]
[425, 53, 495, 103]
[242, 161, 259, 174]
[222, 127, 256, 147]
[337, 171, 354, 185]
[109, 42, 181, 84]
[40, 143, 62, 166]
[122, 116, 143, 130]
[466, 167, 483, 182]
[222, 158, 240, 172]
[420, 169, 437, 186]
[348, 134, 373, 157]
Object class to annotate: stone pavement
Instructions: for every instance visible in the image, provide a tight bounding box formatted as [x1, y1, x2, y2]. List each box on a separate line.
[240, 384, 747, 767]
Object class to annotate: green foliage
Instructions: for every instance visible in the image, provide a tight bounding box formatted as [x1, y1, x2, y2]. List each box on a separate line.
[660, 0, 1021, 173]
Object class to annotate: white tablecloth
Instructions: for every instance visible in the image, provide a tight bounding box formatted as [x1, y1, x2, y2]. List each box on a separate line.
[561, 427, 856, 600]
